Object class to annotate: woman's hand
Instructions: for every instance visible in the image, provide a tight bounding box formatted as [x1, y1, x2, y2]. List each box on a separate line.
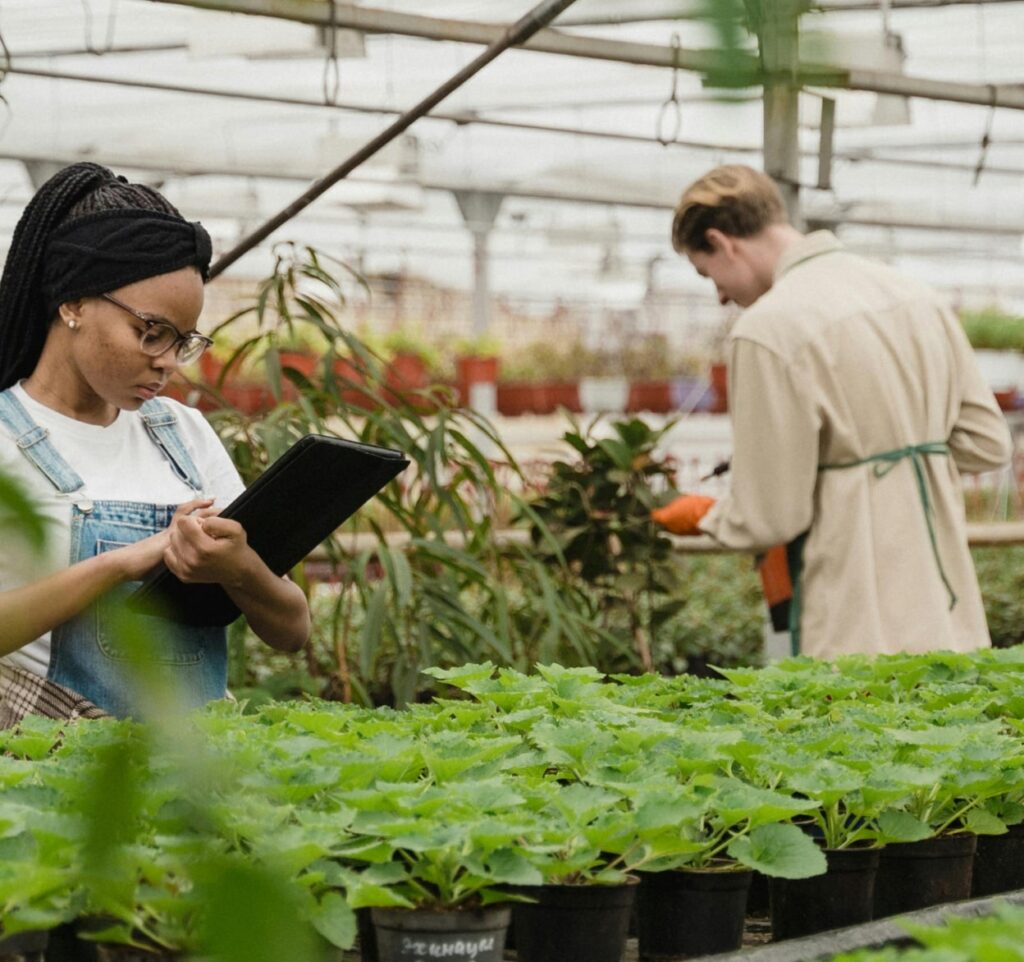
[164, 510, 310, 653]
[116, 498, 215, 581]
[163, 510, 253, 587]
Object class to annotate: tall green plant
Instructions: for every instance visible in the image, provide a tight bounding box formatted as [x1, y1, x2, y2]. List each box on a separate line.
[203, 244, 616, 706]
[522, 416, 686, 671]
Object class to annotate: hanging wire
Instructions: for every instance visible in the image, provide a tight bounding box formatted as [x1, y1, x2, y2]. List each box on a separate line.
[973, 85, 998, 187]
[971, 2, 993, 187]
[656, 33, 683, 146]
[322, 0, 341, 106]
[80, 0, 119, 56]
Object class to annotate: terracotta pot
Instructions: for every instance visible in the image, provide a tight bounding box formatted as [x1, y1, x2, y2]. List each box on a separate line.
[456, 355, 499, 385]
[277, 350, 318, 378]
[497, 382, 552, 416]
[627, 380, 673, 413]
[547, 382, 582, 413]
[709, 362, 728, 414]
[994, 388, 1018, 411]
[387, 351, 430, 391]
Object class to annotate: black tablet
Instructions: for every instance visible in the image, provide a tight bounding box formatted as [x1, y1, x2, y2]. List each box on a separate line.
[128, 434, 409, 626]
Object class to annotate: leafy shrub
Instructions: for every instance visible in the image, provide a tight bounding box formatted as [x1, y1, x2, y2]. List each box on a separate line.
[960, 306, 1024, 352]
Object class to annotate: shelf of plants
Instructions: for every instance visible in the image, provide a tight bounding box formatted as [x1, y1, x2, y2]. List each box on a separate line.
[1, 648, 1023, 962]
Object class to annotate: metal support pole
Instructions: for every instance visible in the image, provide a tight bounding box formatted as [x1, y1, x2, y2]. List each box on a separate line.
[817, 97, 836, 190]
[759, 0, 804, 228]
[207, 0, 582, 278]
[454, 191, 504, 337]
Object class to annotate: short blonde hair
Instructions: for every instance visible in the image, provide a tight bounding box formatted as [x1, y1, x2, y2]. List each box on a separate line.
[671, 165, 787, 254]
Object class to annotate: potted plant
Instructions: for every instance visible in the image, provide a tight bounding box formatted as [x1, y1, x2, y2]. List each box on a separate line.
[454, 334, 502, 413]
[972, 791, 1024, 897]
[620, 334, 676, 414]
[508, 781, 648, 962]
[764, 750, 893, 938]
[628, 776, 825, 958]
[497, 339, 584, 416]
[333, 779, 535, 962]
[961, 306, 1024, 408]
[380, 327, 437, 390]
[520, 416, 685, 672]
[868, 720, 1016, 919]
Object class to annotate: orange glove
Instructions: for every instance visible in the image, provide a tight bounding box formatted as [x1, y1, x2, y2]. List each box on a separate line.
[651, 495, 716, 536]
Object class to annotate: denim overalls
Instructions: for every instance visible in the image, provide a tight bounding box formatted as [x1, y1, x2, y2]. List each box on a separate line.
[0, 389, 226, 718]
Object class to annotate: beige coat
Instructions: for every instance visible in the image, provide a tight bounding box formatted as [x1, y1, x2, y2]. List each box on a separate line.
[699, 231, 1013, 659]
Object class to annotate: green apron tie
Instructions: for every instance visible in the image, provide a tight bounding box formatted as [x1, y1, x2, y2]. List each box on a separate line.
[788, 441, 955, 655]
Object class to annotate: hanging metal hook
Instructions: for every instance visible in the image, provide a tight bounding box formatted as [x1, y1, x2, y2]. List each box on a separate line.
[656, 33, 683, 147]
[972, 84, 997, 187]
[80, 0, 119, 56]
[322, 0, 341, 106]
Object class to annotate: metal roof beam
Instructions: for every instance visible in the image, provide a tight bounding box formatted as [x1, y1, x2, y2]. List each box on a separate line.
[11, 64, 1023, 179]
[146, 0, 1024, 111]
[147, 0, 749, 74]
[1, 147, 1020, 237]
[558, 0, 1024, 24]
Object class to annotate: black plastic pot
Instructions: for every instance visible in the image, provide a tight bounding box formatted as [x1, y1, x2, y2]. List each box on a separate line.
[770, 847, 879, 940]
[635, 868, 752, 961]
[357, 906, 379, 962]
[972, 824, 1024, 897]
[874, 833, 977, 918]
[95, 948, 178, 962]
[371, 905, 510, 962]
[512, 881, 637, 962]
[0, 927, 48, 961]
[746, 871, 771, 916]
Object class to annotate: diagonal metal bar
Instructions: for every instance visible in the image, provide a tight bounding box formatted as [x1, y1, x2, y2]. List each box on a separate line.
[208, 0, 583, 277]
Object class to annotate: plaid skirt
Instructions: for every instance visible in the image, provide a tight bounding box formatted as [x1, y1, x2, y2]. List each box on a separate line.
[0, 663, 108, 729]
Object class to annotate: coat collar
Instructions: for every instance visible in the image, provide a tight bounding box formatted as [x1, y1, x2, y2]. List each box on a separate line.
[773, 230, 843, 283]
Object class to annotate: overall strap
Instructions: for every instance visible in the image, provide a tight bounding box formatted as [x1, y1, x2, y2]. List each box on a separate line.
[0, 388, 89, 502]
[821, 441, 956, 610]
[139, 398, 204, 493]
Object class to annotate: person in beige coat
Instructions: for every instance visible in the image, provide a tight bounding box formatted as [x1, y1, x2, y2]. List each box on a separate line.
[653, 165, 1012, 659]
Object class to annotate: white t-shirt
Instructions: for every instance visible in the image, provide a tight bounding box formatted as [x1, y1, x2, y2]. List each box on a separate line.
[0, 383, 245, 676]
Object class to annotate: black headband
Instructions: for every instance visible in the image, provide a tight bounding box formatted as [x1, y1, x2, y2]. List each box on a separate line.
[41, 208, 213, 314]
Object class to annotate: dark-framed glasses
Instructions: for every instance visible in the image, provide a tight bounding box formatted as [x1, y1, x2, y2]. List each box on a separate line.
[99, 292, 213, 365]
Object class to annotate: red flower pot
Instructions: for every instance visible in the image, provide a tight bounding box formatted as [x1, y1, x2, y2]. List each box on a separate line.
[994, 388, 1018, 411]
[547, 381, 581, 413]
[627, 380, 673, 413]
[497, 382, 551, 416]
[709, 362, 728, 414]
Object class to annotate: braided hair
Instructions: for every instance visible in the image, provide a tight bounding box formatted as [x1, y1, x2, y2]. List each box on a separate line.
[0, 163, 182, 390]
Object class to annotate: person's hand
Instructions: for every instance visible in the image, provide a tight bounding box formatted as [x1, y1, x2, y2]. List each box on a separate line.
[651, 494, 716, 536]
[164, 509, 253, 587]
[112, 498, 215, 581]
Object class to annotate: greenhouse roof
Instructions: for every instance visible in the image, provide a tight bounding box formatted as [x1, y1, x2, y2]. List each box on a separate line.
[0, 0, 1023, 315]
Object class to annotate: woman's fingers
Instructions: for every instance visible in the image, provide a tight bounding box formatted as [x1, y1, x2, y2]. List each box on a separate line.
[172, 497, 214, 520]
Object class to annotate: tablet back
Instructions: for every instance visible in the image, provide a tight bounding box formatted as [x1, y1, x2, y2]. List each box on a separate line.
[128, 434, 409, 626]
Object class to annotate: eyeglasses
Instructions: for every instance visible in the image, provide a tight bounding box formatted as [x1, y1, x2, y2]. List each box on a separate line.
[99, 293, 213, 365]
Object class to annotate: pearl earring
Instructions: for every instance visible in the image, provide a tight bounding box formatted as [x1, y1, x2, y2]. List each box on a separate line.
[67, 319, 77, 329]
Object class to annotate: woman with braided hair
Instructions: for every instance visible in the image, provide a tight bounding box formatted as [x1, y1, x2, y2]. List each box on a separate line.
[0, 162, 309, 724]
